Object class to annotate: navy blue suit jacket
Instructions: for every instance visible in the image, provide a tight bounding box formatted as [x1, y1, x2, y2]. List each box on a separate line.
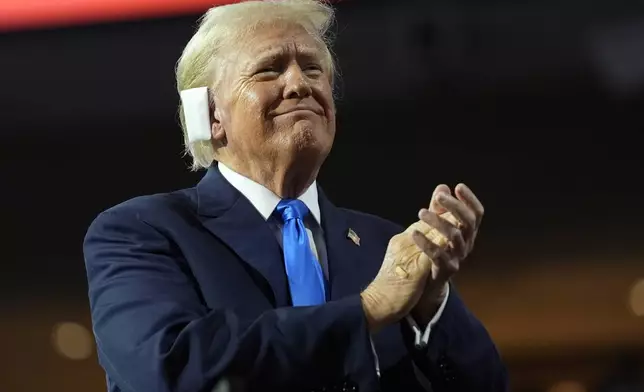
[83, 165, 508, 392]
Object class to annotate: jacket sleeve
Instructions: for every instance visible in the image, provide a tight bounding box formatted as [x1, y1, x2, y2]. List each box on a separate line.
[403, 286, 508, 392]
[83, 207, 379, 392]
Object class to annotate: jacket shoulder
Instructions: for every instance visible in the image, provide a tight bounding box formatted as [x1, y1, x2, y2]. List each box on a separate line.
[87, 188, 197, 231]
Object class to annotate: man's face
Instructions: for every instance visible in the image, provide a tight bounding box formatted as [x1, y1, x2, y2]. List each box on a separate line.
[212, 22, 336, 176]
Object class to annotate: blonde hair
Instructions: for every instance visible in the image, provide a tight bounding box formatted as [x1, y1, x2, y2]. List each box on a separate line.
[175, 0, 336, 171]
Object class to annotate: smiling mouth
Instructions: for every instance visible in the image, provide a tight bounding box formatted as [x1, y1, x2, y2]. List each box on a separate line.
[282, 109, 318, 115]
[276, 107, 323, 116]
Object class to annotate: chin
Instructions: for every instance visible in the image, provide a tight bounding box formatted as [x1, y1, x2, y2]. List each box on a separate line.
[290, 121, 332, 153]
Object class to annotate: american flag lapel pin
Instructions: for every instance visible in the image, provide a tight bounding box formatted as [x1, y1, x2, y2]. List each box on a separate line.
[347, 228, 360, 246]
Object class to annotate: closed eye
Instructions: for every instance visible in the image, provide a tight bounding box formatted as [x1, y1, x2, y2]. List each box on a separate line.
[255, 67, 279, 75]
[303, 64, 323, 77]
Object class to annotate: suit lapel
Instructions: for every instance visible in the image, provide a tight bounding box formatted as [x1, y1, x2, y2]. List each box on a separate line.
[318, 189, 373, 300]
[197, 165, 289, 307]
[319, 188, 408, 370]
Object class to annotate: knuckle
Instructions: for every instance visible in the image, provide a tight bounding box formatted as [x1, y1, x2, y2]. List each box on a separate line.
[425, 245, 438, 258]
[448, 227, 461, 242]
[466, 211, 477, 224]
[431, 251, 444, 263]
[456, 231, 466, 246]
[419, 238, 432, 254]
[389, 234, 403, 246]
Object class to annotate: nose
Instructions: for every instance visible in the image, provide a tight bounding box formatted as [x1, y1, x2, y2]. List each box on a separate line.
[283, 65, 312, 99]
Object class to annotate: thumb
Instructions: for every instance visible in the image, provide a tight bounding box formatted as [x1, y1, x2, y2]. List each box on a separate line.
[429, 254, 459, 287]
[410, 230, 438, 280]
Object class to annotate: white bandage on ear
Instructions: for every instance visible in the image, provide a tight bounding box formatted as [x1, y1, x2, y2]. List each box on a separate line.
[180, 87, 212, 143]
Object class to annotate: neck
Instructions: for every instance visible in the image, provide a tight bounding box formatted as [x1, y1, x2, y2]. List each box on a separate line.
[220, 157, 320, 199]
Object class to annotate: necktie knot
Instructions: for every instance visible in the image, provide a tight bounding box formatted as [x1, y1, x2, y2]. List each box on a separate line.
[276, 199, 309, 223]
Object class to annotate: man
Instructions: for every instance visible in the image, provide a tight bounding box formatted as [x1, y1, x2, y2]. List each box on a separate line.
[83, 1, 508, 391]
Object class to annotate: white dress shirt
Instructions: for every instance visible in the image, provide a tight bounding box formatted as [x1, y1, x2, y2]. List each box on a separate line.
[218, 163, 449, 374]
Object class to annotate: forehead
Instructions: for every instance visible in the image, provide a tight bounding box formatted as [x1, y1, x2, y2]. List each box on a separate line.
[238, 23, 325, 60]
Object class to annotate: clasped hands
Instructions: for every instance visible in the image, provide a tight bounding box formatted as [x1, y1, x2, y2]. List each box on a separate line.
[361, 184, 484, 332]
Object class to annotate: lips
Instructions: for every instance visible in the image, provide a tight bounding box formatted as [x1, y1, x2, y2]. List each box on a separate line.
[277, 106, 323, 116]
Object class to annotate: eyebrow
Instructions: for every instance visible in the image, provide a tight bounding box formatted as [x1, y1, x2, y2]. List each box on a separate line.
[252, 45, 323, 63]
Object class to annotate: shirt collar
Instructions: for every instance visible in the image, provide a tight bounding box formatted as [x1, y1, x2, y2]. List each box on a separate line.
[218, 162, 321, 224]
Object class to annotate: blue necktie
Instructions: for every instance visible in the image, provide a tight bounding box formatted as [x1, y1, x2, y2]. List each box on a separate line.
[275, 199, 326, 306]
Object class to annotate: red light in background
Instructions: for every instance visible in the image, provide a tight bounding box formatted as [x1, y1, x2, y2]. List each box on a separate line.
[0, 0, 242, 32]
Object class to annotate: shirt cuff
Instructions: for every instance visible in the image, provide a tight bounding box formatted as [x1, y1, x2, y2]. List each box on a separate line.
[405, 284, 450, 349]
[369, 337, 381, 377]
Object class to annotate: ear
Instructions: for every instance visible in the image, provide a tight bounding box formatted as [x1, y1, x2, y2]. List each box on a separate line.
[211, 105, 227, 146]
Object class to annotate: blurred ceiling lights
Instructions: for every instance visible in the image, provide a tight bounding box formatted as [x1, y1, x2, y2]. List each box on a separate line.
[51, 322, 94, 360]
[590, 18, 644, 96]
[548, 380, 587, 392]
[629, 279, 644, 317]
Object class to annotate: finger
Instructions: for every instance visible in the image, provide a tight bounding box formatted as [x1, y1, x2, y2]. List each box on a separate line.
[455, 183, 484, 227]
[405, 220, 448, 248]
[411, 230, 444, 267]
[430, 184, 451, 213]
[436, 193, 476, 239]
[441, 212, 464, 230]
[412, 230, 458, 283]
[428, 247, 452, 285]
[432, 253, 460, 284]
[418, 209, 467, 258]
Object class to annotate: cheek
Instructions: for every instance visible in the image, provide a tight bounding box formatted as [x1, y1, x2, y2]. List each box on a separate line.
[242, 87, 281, 121]
[323, 94, 336, 126]
[239, 90, 262, 117]
[318, 82, 335, 115]
[231, 91, 280, 147]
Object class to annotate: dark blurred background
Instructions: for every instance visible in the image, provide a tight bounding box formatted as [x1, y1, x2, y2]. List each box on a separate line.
[1, 0, 644, 391]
